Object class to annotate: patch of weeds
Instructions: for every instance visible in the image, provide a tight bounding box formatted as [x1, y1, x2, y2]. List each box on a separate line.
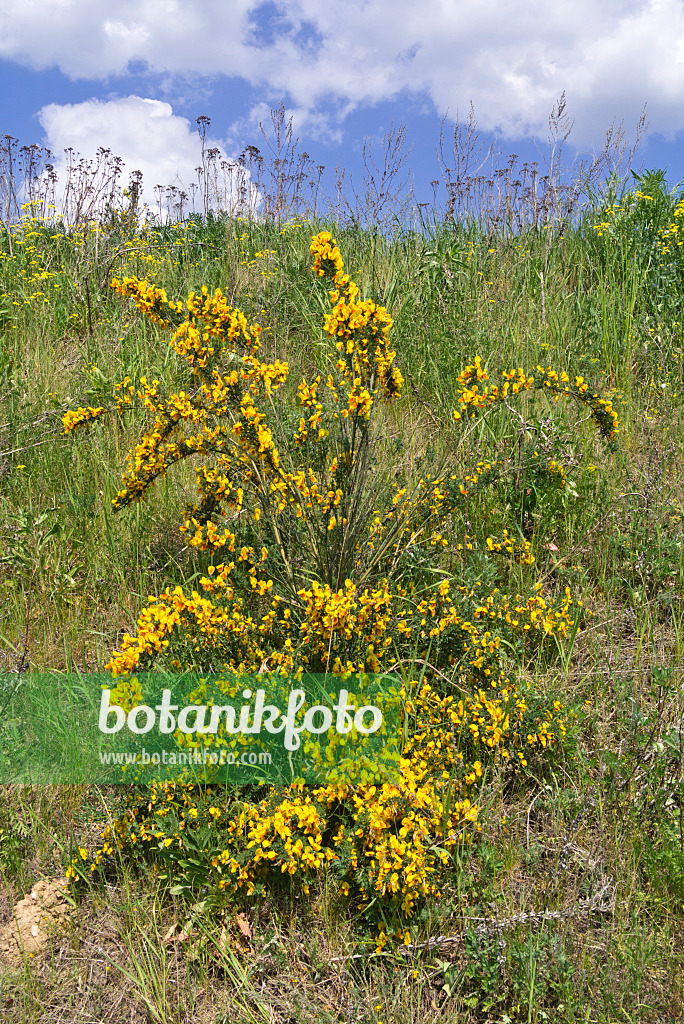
[437, 926, 579, 1021]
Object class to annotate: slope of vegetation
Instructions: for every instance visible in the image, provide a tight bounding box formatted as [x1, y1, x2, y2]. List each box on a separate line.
[1, 117, 684, 1021]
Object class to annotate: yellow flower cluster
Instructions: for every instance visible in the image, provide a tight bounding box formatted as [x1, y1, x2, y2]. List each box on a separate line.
[110, 277, 263, 370]
[451, 357, 618, 440]
[310, 231, 344, 278]
[61, 405, 105, 432]
[657, 197, 684, 255]
[312, 232, 404, 403]
[71, 672, 570, 924]
[105, 548, 577, 680]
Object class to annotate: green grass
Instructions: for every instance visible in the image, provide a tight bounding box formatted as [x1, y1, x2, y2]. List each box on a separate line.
[1, 168, 684, 1022]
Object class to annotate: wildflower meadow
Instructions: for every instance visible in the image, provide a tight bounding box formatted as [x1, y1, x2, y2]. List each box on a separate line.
[1, 117, 684, 1022]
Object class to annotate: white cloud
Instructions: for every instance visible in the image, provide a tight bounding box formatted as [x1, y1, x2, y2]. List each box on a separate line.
[0, 0, 257, 79]
[2, 1, 684, 145]
[37, 96, 257, 218]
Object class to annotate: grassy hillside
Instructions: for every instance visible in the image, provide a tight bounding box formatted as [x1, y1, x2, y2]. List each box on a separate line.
[1, 157, 684, 1022]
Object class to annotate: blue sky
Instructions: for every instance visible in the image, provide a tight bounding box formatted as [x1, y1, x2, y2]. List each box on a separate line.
[2, 0, 684, 221]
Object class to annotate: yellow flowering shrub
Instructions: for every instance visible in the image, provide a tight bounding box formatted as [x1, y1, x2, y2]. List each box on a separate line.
[64, 232, 616, 937]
